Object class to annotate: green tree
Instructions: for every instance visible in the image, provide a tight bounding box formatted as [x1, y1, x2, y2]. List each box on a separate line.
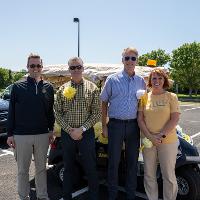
[170, 42, 200, 96]
[0, 67, 10, 88]
[138, 49, 171, 66]
[12, 70, 26, 83]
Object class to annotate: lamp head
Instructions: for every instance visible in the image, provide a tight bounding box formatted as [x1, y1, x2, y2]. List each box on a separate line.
[73, 18, 79, 22]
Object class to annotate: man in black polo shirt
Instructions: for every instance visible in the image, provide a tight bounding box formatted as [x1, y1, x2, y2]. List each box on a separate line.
[7, 53, 55, 200]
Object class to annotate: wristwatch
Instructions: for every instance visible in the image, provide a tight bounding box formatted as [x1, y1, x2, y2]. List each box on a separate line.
[81, 126, 87, 132]
[160, 132, 166, 138]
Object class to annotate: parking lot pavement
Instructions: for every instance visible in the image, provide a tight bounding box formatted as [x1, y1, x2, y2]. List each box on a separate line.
[0, 102, 200, 200]
[179, 103, 200, 149]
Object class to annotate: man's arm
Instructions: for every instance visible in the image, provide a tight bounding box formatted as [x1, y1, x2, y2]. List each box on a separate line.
[48, 85, 55, 132]
[7, 85, 16, 137]
[54, 88, 72, 133]
[100, 77, 112, 137]
[101, 101, 108, 137]
[7, 85, 16, 148]
[81, 88, 101, 130]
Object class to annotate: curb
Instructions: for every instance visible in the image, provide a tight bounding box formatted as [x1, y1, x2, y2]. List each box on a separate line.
[178, 98, 200, 102]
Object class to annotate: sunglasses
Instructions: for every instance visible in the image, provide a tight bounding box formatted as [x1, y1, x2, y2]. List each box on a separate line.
[152, 77, 164, 81]
[69, 65, 83, 70]
[29, 64, 43, 69]
[124, 56, 137, 61]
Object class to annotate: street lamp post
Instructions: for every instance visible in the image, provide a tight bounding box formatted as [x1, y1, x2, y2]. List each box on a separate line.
[73, 18, 80, 57]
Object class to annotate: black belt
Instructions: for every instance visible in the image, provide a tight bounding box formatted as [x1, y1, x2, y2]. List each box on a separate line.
[109, 118, 137, 123]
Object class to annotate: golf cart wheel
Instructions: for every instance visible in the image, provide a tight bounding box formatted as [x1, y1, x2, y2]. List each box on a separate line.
[54, 161, 82, 187]
[54, 162, 64, 185]
[176, 166, 200, 200]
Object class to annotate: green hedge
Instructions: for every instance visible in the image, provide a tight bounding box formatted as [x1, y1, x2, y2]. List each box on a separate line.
[177, 94, 200, 99]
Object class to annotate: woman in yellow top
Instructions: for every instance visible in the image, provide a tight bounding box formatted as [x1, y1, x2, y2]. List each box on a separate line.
[138, 69, 180, 200]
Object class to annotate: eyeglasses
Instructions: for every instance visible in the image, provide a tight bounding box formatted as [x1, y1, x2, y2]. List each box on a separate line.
[29, 64, 43, 68]
[124, 56, 137, 61]
[69, 65, 83, 70]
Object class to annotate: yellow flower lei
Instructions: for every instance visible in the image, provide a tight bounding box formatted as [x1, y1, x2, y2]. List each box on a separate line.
[98, 133, 108, 144]
[140, 137, 153, 151]
[140, 92, 148, 106]
[63, 86, 76, 100]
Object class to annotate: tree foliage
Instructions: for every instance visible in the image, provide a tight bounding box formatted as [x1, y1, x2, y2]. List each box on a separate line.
[170, 42, 200, 96]
[12, 70, 26, 83]
[138, 49, 171, 66]
[0, 68, 26, 89]
[0, 68, 11, 88]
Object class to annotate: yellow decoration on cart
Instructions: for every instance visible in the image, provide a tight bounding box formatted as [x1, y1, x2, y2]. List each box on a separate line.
[140, 137, 153, 151]
[147, 59, 157, 67]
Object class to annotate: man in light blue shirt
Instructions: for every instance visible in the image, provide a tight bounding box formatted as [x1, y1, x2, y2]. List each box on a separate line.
[100, 47, 146, 200]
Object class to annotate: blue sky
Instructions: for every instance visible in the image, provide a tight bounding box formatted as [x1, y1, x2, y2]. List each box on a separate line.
[1, 0, 200, 71]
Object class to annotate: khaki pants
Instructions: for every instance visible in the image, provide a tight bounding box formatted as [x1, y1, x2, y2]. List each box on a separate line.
[143, 142, 178, 200]
[14, 134, 49, 200]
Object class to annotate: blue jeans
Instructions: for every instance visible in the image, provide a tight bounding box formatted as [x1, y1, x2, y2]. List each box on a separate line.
[107, 119, 140, 200]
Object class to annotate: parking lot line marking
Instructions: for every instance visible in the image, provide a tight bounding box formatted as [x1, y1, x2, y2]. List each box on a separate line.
[191, 132, 200, 139]
[59, 186, 89, 200]
[183, 106, 200, 111]
[0, 149, 14, 157]
[180, 104, 196, 107]
[184, 119, 200, 123]
[72, 186, 89, 198]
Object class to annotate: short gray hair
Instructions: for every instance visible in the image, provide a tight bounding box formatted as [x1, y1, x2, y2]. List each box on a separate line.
[68, 57, 83, 66]
[122, 47, 139, 57]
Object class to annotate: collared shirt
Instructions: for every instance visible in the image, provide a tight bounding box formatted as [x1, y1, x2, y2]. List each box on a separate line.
[54, 78, 101, 133]
[100, 70, 146, 120]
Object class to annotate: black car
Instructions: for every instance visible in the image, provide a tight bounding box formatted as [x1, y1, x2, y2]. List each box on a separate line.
[0, 98, 9, 136]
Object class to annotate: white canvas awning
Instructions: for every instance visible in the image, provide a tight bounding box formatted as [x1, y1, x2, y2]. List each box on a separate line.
[42, 63, 167, 81]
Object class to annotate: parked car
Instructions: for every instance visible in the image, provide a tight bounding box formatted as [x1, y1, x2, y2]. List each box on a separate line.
[0, 84, 13, 100]
[0, 84, 13, 136]
[48, 132, 200, 200]
[0, 98, 9, 136]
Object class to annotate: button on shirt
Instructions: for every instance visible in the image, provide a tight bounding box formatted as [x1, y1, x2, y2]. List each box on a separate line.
[100, 70, 146, 120]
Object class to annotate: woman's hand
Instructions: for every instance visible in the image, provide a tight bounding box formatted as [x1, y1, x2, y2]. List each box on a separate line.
[149, 134, 162, 146]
